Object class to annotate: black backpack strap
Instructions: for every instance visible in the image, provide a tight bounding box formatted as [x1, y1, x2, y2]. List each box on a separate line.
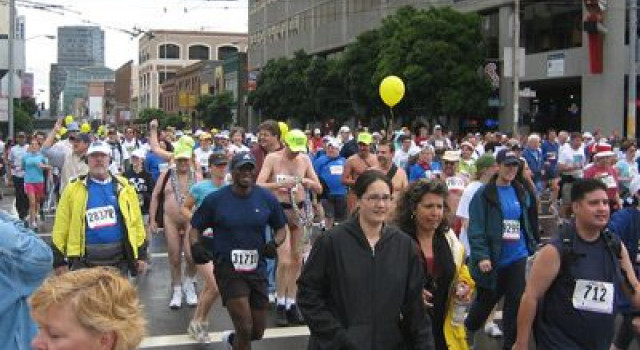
[602, 228, 635, 294]
[387, 163, 398, 180]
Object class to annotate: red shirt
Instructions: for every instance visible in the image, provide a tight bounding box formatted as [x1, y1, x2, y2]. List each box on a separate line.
[583, 165, 619, 200]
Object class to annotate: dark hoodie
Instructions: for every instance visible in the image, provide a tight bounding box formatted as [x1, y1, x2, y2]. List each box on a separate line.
[297, 217, 434, 350]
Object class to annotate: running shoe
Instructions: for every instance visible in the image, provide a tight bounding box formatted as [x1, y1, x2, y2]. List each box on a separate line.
[221, 330, 235, 350]
[287, 304, 306, 325]
[187, 321, 211, 344]
[183, 280, 198, 306]
[169, 286, 182, 309]
[276, 304, 288, 327]
[484, 321, 503, 337]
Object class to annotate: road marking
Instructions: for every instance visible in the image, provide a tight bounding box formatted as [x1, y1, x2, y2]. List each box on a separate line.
[140, 326, 309, 348]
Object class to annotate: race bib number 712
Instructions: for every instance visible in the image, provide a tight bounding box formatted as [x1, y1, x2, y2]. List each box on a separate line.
[572, 279, 614, 314]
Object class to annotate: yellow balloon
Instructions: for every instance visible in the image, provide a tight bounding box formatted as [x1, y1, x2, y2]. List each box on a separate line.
[278, 121, 289, 139]
[58, 127, 67, 135]
[81, 122, 91, 133]
[64, 115, 74, 126]
[379, 76, 406, 108]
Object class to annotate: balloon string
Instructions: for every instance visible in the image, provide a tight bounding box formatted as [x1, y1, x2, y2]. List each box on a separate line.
[388, 108, 395, 140]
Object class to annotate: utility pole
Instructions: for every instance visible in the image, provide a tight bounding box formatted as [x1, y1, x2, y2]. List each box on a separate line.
[629, 0, 637, 139]
[512, 0, 521, 137]
[7, 0, 15, 140]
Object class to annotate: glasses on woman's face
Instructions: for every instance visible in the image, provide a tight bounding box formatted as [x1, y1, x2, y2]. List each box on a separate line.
[213, 163, 228, 168]
[363, 194, 393, 203]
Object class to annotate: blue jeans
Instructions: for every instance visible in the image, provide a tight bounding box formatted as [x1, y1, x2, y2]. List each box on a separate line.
[264, 228, 276, 293]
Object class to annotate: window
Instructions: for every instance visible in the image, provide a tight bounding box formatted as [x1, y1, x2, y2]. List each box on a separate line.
[522, 1, 582, 54]
[159, 44, 180, 59]
[159, 72, 176, 84]
[218, 46, 238, 61]
[189, 45, 210, 60]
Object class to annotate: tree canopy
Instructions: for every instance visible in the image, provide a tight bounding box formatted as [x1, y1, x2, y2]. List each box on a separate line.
[250, 6, 490, 129]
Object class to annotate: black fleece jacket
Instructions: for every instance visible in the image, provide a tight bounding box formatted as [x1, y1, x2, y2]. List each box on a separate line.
[297, 217, 435, 350]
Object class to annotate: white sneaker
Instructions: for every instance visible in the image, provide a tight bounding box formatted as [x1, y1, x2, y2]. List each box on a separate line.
[484, 321, 503, 337]
[183, 280, 198, 306]
[169, 286, 182, 309]
[221, 330, 234, 350]
[188, 321, 210, 344]
[268, 292, 276, 304]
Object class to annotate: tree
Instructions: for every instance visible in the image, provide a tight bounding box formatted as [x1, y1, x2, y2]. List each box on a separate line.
[137, 108, 167, 125]
[198, 92, 235, 128]
[375, 6, 491, 123]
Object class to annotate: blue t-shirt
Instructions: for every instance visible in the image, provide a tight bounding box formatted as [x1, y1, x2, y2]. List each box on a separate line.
[496, 185, 529, 269]
[145, 151, 167, 182]
[408, 162, 442, 182]
[85, 179, 124, 244]
[22, 152, 47, 184]
[190, 186, 287, 275]
[190, 180, 223, 208]
[313, 155, 347, 196]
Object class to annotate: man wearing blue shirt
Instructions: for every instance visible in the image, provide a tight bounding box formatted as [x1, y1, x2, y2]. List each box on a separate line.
[313, 138, 347, 228]
[189, 152, 287, 349]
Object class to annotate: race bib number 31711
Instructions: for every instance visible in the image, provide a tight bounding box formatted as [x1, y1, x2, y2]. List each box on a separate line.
[572, 279, 614, 314]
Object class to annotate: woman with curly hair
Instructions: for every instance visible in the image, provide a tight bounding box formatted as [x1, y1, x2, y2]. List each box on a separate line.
[30, 267, 146, 350]
[394, 179, 475, 350]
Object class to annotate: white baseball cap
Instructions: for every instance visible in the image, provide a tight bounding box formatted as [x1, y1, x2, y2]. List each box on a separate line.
[87, 141, 111, 156]
[339, 126, 350, 133]
[130, 148, 146, 160]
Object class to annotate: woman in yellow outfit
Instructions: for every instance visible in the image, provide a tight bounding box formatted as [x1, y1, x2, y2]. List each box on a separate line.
[395, 179, 475, 350]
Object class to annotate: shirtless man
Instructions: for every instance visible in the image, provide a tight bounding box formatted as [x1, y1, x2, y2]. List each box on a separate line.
[149, 120, 201, 309]
[375, 139, 408, 207]
[257, 129, 322, 327]
[342, 131, 379, 213]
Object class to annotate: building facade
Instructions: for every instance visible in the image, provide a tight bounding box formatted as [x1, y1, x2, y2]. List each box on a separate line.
[159, 60, 222, 117]
[249, 0, 636, 136]
[49, 26, 105, 116]
[87, 80, 115, 124]
[115, 60, 134, 123]
[62, 66, 114, 118]
[137, 30, 248, 110]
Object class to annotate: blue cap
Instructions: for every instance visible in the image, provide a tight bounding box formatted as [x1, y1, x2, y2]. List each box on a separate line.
[231, 152, 256, 169]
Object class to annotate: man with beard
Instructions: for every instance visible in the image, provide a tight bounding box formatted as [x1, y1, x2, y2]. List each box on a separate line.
[257, 129, 322, 327]
[342, 132, 379, 213]
[190, 152, 287, 350]
[51, 141, 147, 276]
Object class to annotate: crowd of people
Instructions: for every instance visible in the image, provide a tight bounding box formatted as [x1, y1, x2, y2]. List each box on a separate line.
[4, 117, 640, 350]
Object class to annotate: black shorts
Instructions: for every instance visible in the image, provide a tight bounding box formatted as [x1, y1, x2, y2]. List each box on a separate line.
[322, 195, 347, 221]
[214, 263, 268, 310]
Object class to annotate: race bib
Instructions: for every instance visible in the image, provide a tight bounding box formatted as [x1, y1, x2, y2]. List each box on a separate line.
[572, 279, 614, 314]
[435, 140, 444, 148]
[276, 174, 296, 184]
[231, 250, 259, 272]
[502, 219, 521, 241]
[86, 206, 117, 229]
[446, 177, 466, 192]
[547, 152, 556, 160]
[600, 175, 617, 189]
[329, 165, 343, 175]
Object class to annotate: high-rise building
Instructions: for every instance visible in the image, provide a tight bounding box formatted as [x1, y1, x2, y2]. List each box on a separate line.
[57, 26, 105, 67]
[49, 26, 105, 116]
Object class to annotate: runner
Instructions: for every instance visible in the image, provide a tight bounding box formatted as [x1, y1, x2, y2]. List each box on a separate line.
[194, 132, 214, 178]
[342, 131, 378, 213]
[22, 136, 50, 229]
[124, 148, 154, 267]
[189, 152, 287, 350]
[313, 138, 347, 229]
[182, 150, 228, 343]
[256, 129, 322, 327]
[51, 140, 147, 276]
[513, 179, 640, 350]
[8, 131, 29, 221]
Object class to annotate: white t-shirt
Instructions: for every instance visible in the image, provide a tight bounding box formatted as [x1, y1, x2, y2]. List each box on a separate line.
[456, 181, 483, 258]
[559, 146, 586, 178]
[228, 143, 250, 155]
[122, 138, 146, 160]
[194, 147, 214, 172]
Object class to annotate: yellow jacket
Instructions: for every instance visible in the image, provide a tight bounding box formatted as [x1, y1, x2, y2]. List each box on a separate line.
[443, 229, 475, 350]
[52, 174, 147, 268]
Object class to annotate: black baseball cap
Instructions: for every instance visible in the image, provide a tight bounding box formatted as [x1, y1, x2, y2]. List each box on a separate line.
[209, 150, 228, 166]
[231, 152, 256, 169]
[496, 149, 520, 166]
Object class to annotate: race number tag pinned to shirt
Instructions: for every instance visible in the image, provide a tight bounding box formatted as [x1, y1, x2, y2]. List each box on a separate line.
[329, 165, 344, 175]
[600, 175, 617, 189]
[502, 219, 521, 241]
[572, 279, 614, 314]
[86, 206, 117, 229]
[231, 250, 258, 272]
[435, 140, 444, 148]
[446, 177, 466, 192]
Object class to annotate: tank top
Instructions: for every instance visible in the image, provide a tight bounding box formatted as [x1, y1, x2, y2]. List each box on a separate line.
[534, 231, 619, 350]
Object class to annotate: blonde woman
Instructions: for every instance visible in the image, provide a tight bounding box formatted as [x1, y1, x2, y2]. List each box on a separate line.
[30, 267, 146, 350]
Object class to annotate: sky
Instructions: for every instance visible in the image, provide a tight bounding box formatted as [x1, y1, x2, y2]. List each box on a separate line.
[18, 0, 248, 106]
